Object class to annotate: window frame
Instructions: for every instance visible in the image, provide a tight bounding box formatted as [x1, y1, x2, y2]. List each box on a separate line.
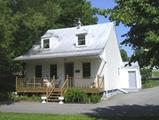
[82, 62, 91, 78]
[50, 64, 57, 79]
[35, 65, 42, 78]
[43, 39, 50, 49]
[76, 34, 86, 46]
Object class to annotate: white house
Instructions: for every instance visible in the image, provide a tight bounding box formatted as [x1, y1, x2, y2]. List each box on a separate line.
[15, 21, 142, 97]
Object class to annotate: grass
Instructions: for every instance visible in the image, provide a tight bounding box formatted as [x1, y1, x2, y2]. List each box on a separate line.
[152, 71, 159, 77]
[143, 79, 159, 88]
[0, 112, 159, 120]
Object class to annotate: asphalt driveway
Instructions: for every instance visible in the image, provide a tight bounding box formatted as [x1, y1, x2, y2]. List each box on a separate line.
[0, 86, 159, 116]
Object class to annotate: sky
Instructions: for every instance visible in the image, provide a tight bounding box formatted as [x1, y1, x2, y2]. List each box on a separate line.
[89, 0, 133, 57]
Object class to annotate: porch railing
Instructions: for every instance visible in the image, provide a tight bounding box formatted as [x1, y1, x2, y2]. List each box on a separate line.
[61, 75, 70, 96]
[16, 77, 45, 89]
[46, 77, 56, 98]
[16, 75, 104, 93]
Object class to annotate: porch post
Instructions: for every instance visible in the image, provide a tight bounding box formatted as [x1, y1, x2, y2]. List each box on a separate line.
[34, 76, 35, 88]
[97, 75, 99, 88]
[53, 75, 55, 80]
[66, 75, 69, 87]
[102, 75, 104, 89]
[53, 75, 55, 87]
[16, 76, 18, 91]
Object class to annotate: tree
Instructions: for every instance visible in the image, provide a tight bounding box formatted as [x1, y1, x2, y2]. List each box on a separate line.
[120, 49, 129, 61]
[96, 0, 159, 68]
[56, 0, 97, 27]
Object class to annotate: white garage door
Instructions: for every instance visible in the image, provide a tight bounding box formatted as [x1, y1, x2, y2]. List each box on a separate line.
[128, 71, 137, 88]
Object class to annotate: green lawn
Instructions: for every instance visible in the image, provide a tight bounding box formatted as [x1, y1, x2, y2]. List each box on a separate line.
[143, 79, 159, 88]
[0, 112, 159, 120]
[152, 71, 159, 77]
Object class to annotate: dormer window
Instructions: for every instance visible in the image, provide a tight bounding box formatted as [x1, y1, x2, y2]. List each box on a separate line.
[43, 39, 49, 49]
[78, 34, 85, 46]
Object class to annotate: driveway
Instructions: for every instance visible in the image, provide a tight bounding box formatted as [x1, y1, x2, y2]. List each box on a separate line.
[0, 86, 159, 116]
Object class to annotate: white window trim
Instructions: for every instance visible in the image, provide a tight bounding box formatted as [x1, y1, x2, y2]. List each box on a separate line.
[76, 34, 87, 47]
[42, 38, 50, 50]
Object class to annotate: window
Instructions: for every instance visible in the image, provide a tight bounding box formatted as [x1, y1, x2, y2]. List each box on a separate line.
[50, 64, 57, 79]
[43, 39, 49, 48]
[82, 63, 91, 78]
[78, 35, 85, 46]
[35, 65, 42, 78]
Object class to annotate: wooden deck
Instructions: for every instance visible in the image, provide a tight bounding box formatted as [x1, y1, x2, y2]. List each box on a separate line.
[16, 75, 104, 94]
[16, 88, 103, 94]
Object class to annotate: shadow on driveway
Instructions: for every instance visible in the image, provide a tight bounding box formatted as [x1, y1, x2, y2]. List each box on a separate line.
[84, 104, 159, 117]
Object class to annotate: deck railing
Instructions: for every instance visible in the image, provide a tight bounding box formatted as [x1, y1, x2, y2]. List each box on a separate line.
[61, 75, 70, 96]
[16, 77, 45, 89]
[46, 78, 56, 98]
[72, 77, 95, 88]
[16, 75, 104, 93]
[71, 75, 104, 89]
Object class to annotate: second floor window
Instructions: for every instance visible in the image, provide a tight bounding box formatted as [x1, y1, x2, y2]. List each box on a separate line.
[78, 35, 85, 46]
[43, 39, 49, 48]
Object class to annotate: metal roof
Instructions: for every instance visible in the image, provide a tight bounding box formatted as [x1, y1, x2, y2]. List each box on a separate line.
[15, 22, 114, 61]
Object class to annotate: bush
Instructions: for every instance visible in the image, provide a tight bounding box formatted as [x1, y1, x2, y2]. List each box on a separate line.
[0, 92, 12, 101]
[12, 95, 41, 102]
[88, 94, 101, 103]
[64, 88, 87, 103]
[64, 88, 102, 103]
[140, 68, 152, 84]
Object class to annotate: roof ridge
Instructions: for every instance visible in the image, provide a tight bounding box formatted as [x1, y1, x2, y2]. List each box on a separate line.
[47, 22, 114, 31]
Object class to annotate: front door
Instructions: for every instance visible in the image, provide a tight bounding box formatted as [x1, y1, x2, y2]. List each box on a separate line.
[128, 71, 137, 88]
[64, 62, 74, 86]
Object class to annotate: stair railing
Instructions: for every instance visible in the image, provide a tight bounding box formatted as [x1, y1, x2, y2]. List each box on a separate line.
[61, 75, 69, 96]
[46, 76, 56, 99]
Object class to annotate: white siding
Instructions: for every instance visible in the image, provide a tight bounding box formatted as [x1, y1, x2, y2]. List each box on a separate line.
[119, 68, 142, 89]
[100, 25, 123, 91]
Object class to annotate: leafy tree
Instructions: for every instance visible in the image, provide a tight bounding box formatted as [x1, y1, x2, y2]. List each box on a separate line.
[120, 49, 129, 61]
[96, 0, 159, 68]
[56, 0, 97, 27]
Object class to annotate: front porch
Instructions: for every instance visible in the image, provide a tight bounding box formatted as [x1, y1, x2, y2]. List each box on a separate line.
[16, 75, 104, 95]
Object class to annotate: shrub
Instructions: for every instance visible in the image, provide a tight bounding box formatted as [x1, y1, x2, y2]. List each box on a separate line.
[64, 88, 102, 103]
[13, 95, 41, 102]
[88, 94, 101, 103]
[140, 68, 152, 84]
[64, 88, 87, 103]
[0, 92, 12, 101]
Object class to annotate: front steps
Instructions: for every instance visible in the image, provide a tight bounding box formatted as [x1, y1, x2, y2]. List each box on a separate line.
[47, 88, 61, 102]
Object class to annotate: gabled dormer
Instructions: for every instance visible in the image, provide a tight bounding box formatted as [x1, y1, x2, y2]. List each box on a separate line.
[75, 19, 88, 47]
[43, 38, 50, 49]
[41, 32, 60, 50]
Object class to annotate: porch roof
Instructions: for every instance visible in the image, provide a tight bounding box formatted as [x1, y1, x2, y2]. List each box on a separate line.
[14, 49, 101, 60]
[15, 22, 114, 61]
